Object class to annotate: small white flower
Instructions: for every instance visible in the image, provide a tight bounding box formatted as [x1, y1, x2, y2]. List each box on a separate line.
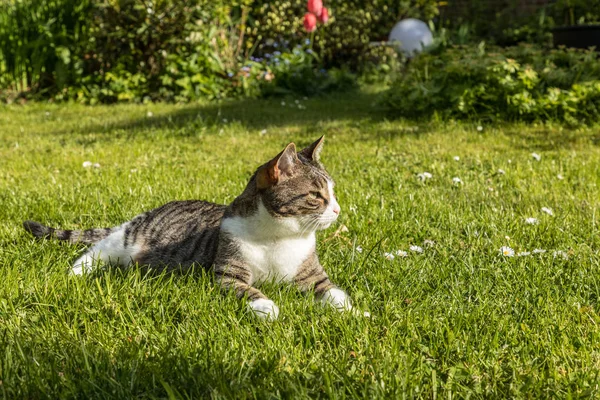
[295, 99, 300, 104]
[356, 246, 363, 253]
[417, 172, 432, 181]
[222, 118, 228, 123]
[508, 159, 512, 164]
[93, 163, 101, 168]
[384, 252, 395, 260]
[146, 111, 153, 117]
[453, 156, 460, 161]
[130, 168, 138, 173]
[395, 250, 408, 257]
[349, 205, 357, 213]
[409, 245, 424, 253]
[281, 101, 286, 106]
[497, 169, 505, 175]
[82, 161, 92, 168]
[259, 129, 267, 136]
[525, 217, 539, 225]
[517, 251, 531, 257]
[45, 111, 50, 117]
[452, 177, 462, 184]
[499, 246, 515, 257]
[532, 249, 546, 254]
[557, 174, 564, 180]
[303, 96, 308, 100]
[477, 125, 483, 132]
[541, 207, 554, 216]
[423, 239, 435, 248]
[553, 250, 569, 260]
[531, 152, 541, 161]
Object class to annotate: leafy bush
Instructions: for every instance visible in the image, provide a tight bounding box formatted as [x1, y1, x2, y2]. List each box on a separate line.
[246, 0, 439, 69]
[381, 44, 600, 125]
[0, 0, 92, 96]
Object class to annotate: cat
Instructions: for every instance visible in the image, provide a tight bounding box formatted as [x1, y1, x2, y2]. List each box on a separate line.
[23, 136, 368, 320]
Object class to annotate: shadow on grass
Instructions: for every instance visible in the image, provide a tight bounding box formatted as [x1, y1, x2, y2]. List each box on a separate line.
[56, 89, 389, 138]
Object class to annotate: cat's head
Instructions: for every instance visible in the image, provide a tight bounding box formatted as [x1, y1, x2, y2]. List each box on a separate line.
[255, 136, 340, 232]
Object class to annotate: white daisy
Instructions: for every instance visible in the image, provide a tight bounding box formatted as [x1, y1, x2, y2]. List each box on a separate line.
[356, 246, 363, 253]
[409, 245, 424, 253]
[453, 156, 460, 161]
[525, 217, 539, 225]
[423, 239, 435, 248]
[395, 250, 408, 257]
[531, 152, 541, 161]
[497, 169, 505, 175]
[553, 250, 569, 260]
[417, 172, 432, 181]
[499, 246, 515, 257]
[222, 118, 228, 123]
[82, 161, 92, 168]
[517, 251, 531, 257]
[508, 159, 512, 164]
[146, 111, 153, 118]
[541, 207, 554, 216]
[477, 125, 483, 132]
[557, 174, 564, 180]
[384, 252, 395, 260]
[532, 249, 546, 254]
[259, 129, 267, 136]
[93, 163, 101, 169]
[281, 101, 286, 106]
[452, 177, 462, 184]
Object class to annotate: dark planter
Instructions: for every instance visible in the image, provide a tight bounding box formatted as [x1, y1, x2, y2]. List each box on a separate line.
[552, 24, 600, 49]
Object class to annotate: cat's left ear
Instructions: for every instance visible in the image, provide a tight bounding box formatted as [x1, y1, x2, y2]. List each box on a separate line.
[299, 136, 324, 162]
[257, 143, 298, 189]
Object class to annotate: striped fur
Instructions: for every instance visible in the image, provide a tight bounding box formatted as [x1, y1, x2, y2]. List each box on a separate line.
[23, 137, 365, 320]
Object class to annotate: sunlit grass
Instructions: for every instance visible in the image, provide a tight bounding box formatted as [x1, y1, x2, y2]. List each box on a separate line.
[1, 90, 600, 397]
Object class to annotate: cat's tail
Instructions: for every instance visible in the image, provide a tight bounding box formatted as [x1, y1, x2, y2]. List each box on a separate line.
[23, 221, 115, 245]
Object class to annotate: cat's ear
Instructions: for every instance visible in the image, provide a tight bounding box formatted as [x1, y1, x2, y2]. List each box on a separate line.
[257, 143, 298, 189]
[299, 135, 324, 162]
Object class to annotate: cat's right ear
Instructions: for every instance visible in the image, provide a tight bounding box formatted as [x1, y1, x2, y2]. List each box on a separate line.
[257, 143, 298, 189]
[299, 135, 324, 162]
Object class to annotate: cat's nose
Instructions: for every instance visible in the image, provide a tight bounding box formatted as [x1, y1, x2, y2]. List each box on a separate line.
[333, 205, 340, 215]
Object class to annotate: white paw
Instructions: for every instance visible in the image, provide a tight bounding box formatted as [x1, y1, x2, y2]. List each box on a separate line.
[70, 265, 85, 276]
[321, 288, 352, 311]
[249, 298, 279, 321]
[322, 288, 370, 317]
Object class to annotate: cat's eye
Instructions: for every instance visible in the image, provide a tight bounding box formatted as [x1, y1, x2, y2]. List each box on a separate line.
[308, 191, 322, 200]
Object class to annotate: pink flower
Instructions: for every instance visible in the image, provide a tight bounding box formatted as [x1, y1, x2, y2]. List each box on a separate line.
[303, 13, 317, 32]
[307, 0, 323, 17]
[317, 7, 329, 23]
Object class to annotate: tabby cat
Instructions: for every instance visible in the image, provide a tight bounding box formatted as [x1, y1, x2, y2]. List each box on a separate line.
[24, 137, 367, 320]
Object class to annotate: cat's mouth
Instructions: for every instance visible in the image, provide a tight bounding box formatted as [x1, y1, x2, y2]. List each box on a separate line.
[300, 214, 338, 232]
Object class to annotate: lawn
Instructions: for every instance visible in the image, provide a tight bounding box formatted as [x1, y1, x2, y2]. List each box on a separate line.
[1, 88, 600, 398]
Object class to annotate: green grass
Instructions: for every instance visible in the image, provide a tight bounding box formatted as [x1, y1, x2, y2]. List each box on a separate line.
[1, 88, 600, 398]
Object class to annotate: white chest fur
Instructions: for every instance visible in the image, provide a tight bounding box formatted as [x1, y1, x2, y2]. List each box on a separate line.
[220, 202, 316, 285]
[234, 235, 315, 284]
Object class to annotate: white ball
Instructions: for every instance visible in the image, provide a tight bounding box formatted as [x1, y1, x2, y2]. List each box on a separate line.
[388, 18, 433, 57]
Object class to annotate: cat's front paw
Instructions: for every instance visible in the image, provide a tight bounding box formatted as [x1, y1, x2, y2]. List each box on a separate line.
[249, 298, 280, 321]
[322, 288, 370, 317]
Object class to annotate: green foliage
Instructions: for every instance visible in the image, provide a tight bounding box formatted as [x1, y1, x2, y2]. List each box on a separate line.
[553, 0, 600, 25]
[247, 0, 438, 69]
[0, 0, 92, 95]
[382, 44, 600, 125]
